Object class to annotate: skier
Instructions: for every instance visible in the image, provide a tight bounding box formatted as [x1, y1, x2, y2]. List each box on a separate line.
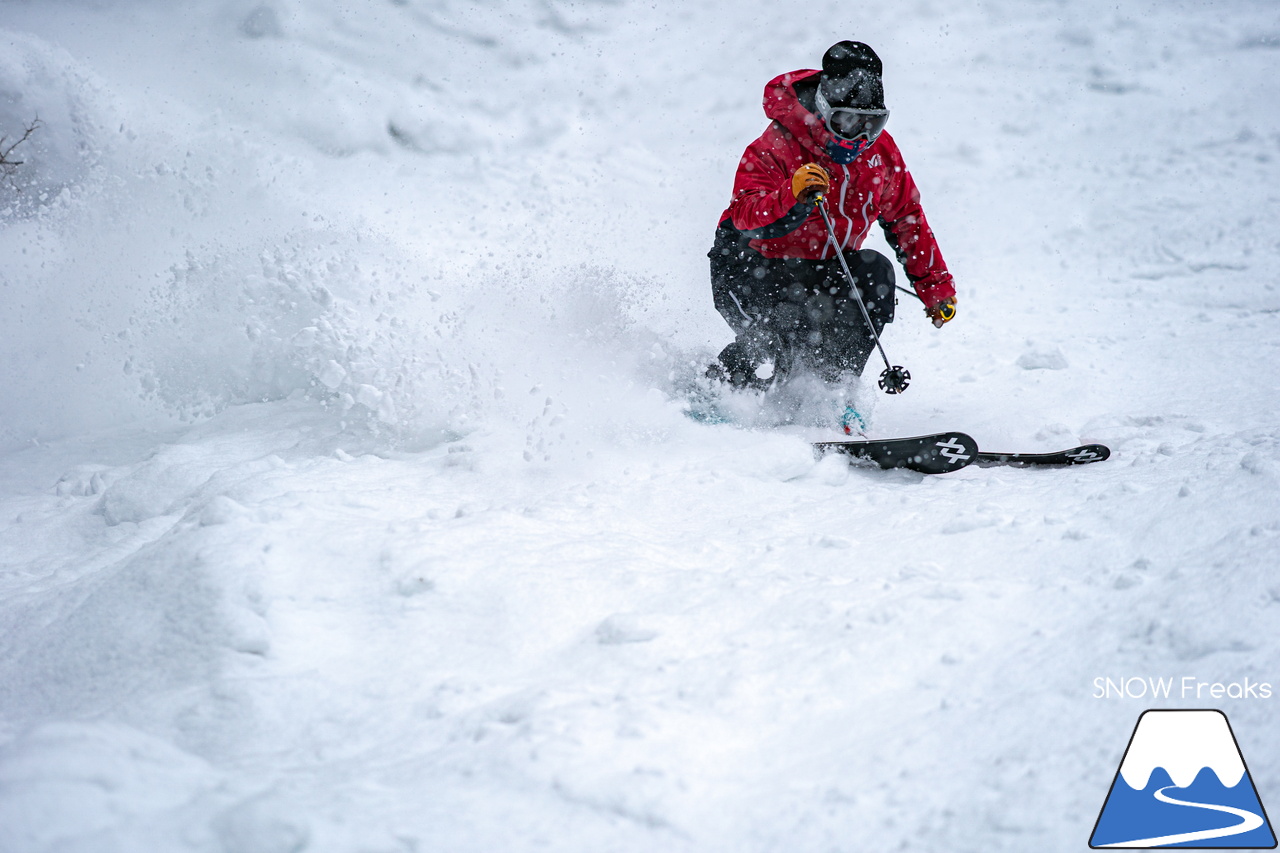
[708, 40, 957, 397]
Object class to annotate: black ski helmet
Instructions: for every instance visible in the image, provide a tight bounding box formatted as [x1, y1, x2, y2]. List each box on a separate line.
[819, 40, 885, 110]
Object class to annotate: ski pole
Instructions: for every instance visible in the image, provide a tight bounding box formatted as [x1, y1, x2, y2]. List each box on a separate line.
[813, 195, 911, 394]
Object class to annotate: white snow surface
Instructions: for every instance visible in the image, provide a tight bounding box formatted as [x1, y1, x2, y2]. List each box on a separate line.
[2, 1, 1280, 851]
[1118, 710, 1246, 790]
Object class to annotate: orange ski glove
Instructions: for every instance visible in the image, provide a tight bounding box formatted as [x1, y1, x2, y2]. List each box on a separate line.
[791, 163, 831, 204]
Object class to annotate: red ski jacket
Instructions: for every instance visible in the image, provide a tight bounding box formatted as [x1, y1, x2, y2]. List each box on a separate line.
[719, 70, 955, 309]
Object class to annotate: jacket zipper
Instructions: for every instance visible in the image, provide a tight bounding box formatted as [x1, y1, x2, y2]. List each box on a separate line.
[837, 165, 853, 254]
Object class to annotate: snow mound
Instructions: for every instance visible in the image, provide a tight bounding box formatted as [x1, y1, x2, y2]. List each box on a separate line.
[0, 722, 220, 853]
[0, 519, 272, 719]
[0, 31, 106, 212]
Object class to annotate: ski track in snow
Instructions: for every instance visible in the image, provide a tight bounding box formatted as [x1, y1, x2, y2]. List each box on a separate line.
[2, 1, 1280, 851]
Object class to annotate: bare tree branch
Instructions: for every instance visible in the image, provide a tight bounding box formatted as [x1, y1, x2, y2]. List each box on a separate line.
[1, 117, 42, 192]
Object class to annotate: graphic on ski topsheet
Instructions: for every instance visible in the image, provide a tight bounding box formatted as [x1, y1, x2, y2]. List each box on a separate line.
[1090, 710, 1276, 849]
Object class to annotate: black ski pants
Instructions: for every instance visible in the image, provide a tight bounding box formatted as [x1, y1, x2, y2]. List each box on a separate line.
[708, 223, 896, 385]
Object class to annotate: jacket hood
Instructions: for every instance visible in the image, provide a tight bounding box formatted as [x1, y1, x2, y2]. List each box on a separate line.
[762, 69, 831, 157]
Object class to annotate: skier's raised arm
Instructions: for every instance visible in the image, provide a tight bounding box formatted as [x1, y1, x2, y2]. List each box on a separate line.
[874, 135, 957, 325]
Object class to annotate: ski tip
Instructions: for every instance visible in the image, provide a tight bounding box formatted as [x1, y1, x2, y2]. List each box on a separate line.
[1070, 443, 1110, 463]
[974, 443, 1111, 467]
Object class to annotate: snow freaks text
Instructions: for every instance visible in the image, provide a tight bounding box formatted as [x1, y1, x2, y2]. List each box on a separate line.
[1093, 677, 1274, 701]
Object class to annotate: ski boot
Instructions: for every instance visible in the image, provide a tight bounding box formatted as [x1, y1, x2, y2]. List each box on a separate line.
[840, 403, 867, 436]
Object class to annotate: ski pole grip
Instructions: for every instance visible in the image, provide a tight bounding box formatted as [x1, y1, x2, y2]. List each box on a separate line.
[929, 300, 956, 328]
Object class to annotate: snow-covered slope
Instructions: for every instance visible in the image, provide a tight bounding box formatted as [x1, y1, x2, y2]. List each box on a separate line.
[2, 2, 1279, 851]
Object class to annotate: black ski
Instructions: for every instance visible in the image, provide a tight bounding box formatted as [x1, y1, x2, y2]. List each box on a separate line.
[974, 443, 1110, 468]
[814, 432, 978, 475]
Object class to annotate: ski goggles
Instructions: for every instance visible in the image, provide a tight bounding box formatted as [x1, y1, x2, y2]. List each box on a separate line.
[815, 87, 889, 143]
[826, 107, 889, 142]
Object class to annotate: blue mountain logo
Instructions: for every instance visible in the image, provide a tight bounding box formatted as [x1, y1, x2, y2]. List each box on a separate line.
[1091, 710, 1276, 848]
